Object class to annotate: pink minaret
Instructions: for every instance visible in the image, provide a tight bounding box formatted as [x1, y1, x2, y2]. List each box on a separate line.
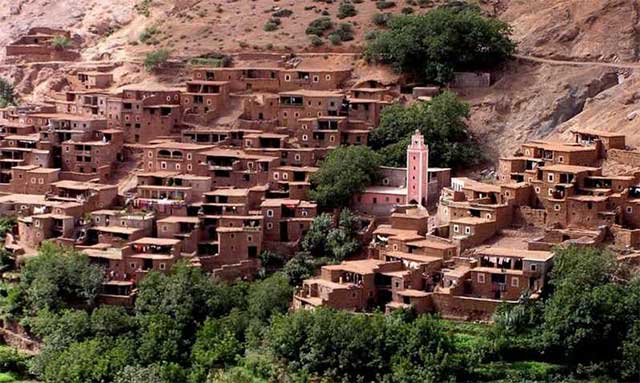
[406, 130, 429, 207]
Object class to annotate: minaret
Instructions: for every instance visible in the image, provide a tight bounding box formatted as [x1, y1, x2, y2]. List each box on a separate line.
[406, 130, 429, 207]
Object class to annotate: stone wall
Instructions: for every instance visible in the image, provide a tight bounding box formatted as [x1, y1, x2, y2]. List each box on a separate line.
[608, 149, 640, 167]
[431, 293, 503, 321]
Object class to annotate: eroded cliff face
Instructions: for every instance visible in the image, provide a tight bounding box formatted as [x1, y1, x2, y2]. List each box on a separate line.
[1, 0, 639, 163]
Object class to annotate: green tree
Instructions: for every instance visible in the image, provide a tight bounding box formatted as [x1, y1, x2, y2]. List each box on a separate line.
[309, 145, 381, 208]
[114, 363, 187, 383]
[190, 310, 248, 382]
[247, 273, 292, 322]
[91, 305, 136, 337]
[370, 92, 482, 168]
[19, 242, 104, 313]
[364, 8, 515, 83]
[40, 337, 136, 383]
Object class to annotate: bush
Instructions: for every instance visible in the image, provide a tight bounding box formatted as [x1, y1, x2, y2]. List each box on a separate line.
[0, 79, 17, 109]
[51, 35, 72, 49]
[138, 26, 158, 44]
[372, 12, 391, 26]
[264, 19, 280, 32]
[376, 0, 396, 9]
[143, 49, 170, 71]
[306, 17, 334, 36]
[337, 2, 357, 19]
[309, 35, 324, 47]
[272, 8, 293, 17]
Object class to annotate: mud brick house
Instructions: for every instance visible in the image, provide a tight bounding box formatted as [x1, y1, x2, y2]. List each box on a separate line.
[5, 28, 80, 62]
[0, 121, 37, 137]
[123, 237, 183, 283]
[133, 171, 212, 217]
[278, 90, 346, 129]
[465, 247, 554, 300]
[182, 80, 230, 125]
[57, 90, 112, 117]
[74, 72, 114, 90]
[48, 180, 117, 212]
[279, 68, 352, 92]
[107, 86, 182, 143]
[261, 198, 316, 253]
[197, 148, 278, 188]
[143, 142, 213, 173]
[60, 139, 121, 181]
[86, 210, 155, 247]
[8, 165, 59, 194]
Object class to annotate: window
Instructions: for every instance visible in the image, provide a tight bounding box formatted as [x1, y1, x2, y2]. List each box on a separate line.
[535, 187, 541, 193]
[325, 74, 331, 81]
[187, 164, 192, 171]
[511, 277, 519, 287]
[159, 263, 166, 270]
[266, 209, 274, 217]
[148, 152, 153, 158]
[266, 222, 273, 229]
[464, 226, 471, 235]
[284, 74, 291, 82]
[313, 75, 319, 83]
[558, 156, 564, 163]
[187, 153, 192, 160]
[554, 204, 561, 211]
[175, 164, 181, 170]
[453, 224, 459, 233]
[282, 173, 289, 180]
[160, 162, 167, 169]
[130, 263, 136, 269]
[302, 134, 308, 141]
[548, 188, 553, 196]
[162, 225, 168, 232]
[530, 264, 537, 272]
[627, 206, 633, 214]
[548, 173, 554, 182]
[273, 172, 279, 180]
[477, 273, 485, 284]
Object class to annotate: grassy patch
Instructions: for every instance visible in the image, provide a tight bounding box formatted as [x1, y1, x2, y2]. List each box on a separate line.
[0, 372, 18, 382]
[473, 361, 566, 381]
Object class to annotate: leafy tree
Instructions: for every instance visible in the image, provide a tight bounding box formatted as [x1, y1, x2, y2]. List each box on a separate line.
[0, 78, 17, 108]
[91, 305, 136, 337]
[621, 320, 640, 381]
[114, 363, 187, 383]
[364, 8, 515, 83]
[190, 310, 248, 382]
[136, 313, 185, 365]
[39, 337, 136, 383]
[281, 252, 321, 286]
[309, 145, 381, 208]
[0, 216, 16, 238]
[266, 308, 460, 382]
[19, 243, 104, 313]
[247, 273, 292, 322]
[370, 92, 482, 168]
[257, 250, 287, 278]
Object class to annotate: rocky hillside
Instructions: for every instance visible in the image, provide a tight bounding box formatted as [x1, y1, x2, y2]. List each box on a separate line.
[2, 0, 640, 164]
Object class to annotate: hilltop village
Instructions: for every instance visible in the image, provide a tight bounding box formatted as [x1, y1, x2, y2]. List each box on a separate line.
[2, 28, 640, 321]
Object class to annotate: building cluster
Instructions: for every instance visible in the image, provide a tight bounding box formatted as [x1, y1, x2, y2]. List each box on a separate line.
[295, 129, 640, 320]
[5, 28, 80, 63]
[3, 32, 638, 318]
[0, 47, 457, 305]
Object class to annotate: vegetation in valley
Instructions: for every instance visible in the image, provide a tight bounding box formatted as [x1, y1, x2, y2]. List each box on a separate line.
[0, 241, 637, 382]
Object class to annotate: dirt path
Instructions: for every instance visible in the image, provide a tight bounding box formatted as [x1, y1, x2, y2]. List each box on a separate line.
[515, 54, 640, 69]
